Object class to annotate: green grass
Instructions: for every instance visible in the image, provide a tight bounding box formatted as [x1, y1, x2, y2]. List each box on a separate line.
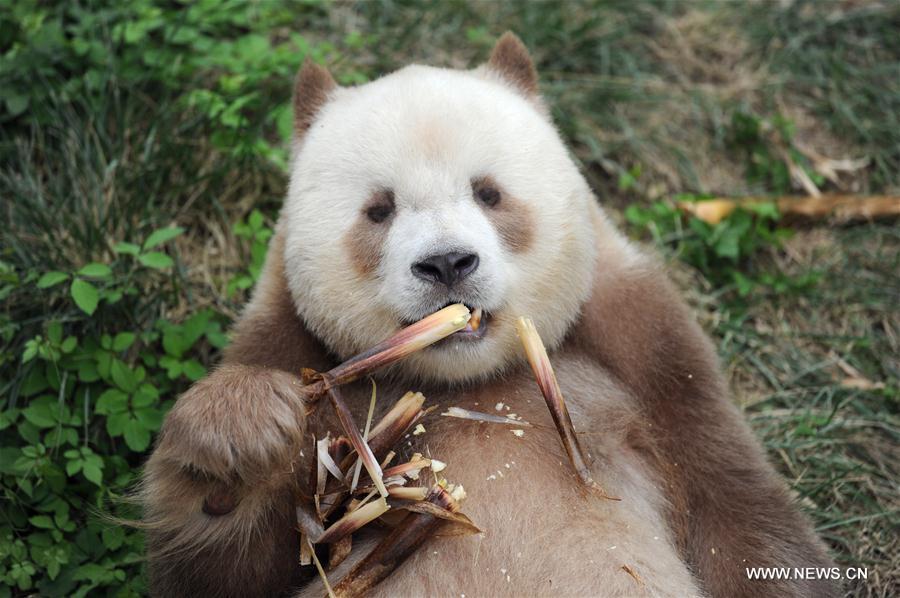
[1, 1, 897, 596]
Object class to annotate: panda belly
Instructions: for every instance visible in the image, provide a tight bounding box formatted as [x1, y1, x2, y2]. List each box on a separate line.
[303, 353, 704, 597]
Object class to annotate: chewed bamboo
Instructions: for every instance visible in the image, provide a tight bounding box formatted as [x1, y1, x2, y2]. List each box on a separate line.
[330, 486, 460, 598]
[515, 317, 618, 500]
[302, 305, 470, 398]
[315, 498, 390, 545]
[325, 383, 388, 497]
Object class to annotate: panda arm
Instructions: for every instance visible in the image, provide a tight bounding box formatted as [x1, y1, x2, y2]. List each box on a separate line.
[142, 231, 330, 597]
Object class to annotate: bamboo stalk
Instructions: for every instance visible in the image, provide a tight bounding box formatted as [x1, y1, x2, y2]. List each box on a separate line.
[330, 486, 460, 598]
[303, 305, 470, 398]
[677, 194, 900, 225]
[325, 383, 388, 497]
[516, 317, 618, 500]
[315, 498, 390, 544]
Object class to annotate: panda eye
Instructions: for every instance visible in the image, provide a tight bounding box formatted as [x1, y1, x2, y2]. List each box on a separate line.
[472, 178, 501, 208]
[365, 190, 395, 223]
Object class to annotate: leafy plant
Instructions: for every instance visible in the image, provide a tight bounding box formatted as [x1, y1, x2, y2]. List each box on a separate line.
[625, 198, 819, 297]
[0, 225, 230, 596]
[227, 209, 273, 297]
[728, 109, 824, 195]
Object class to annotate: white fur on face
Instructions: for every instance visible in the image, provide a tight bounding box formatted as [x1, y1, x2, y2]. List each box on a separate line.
[282, 65, 600, 383]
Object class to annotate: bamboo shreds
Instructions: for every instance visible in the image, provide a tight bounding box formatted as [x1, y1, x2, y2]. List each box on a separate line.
[382, 456, 431, 480]
[516, 317, 618, 500]
[292, 305, 482, 596]
[317, 436, 344, 482]
[308, 536, 336, 598]
[440, 406, 532, 427]
[387, 486, 429, 501]
[316, 498, 390, 544]
[350, 380, 379, 492]
[331, 485, 461, 598]
[397, 500, 481, 537]
[302, 305, 470, 397]
[379, 451, 396, 468]
[325, 383, 388, 497]
[621, 564, 645, 587]
[349, 489, 378, 513]
[299, 531, 312, 566]
[371, 392, 425, 439]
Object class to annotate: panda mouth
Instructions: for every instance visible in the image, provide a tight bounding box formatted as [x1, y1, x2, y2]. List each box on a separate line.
[452, 305, 489, 340]
[403, 304, 490, 341]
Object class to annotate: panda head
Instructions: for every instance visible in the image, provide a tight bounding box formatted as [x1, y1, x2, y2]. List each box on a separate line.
[281, 33, 601, 384]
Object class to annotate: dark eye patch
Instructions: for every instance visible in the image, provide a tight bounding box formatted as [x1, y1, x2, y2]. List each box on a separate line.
[365, 189, 395, 223]
[472, 177, 501, 208]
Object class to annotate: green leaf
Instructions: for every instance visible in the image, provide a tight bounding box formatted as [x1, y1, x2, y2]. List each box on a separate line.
[23, 399, 56, 428]
[82, 461, 103, 485]
[714, 229, 741, 259]
[60, 336, 77, 353]
[29, 515, 55, 529]
[70, 279, 99, 315]
[143, 226, 185, 250]
[113, 242, 141, 255]
[159, 355, 182, 378]
[6, 94, 28, 116]
[182, 359, 207, 381]
[248, 209, 264, 231]
[47, 322, 63, 344]
[123, 419, 151, 451]
[162, 328, 186, 358]
[101, 526, 125, 550]
[112, 332, 136, 352]
[37, 272, 69, 289]
[95, 389, 128, 415]
[65, 459, 83, 476]
[110, 359, 138, 392]
[132, 383, 159, 407]
[138, 251, 174, 269]
[106, 412, 129, 436]
[77, 263, 112, 278]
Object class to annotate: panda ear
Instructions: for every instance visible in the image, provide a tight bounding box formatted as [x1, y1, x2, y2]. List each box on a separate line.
[293, 59, 338, 137]
[485, 32, 539, 97]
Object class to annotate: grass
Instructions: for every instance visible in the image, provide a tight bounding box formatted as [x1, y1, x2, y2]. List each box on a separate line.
[1, 0, 898, 596]
[709, 226, 898, 597]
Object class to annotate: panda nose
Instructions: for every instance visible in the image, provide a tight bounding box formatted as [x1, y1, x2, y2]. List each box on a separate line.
[411, 252, 479, 286]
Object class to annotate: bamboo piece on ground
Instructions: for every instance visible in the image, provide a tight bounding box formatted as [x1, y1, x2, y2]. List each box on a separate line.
[677, 195, 900, 225]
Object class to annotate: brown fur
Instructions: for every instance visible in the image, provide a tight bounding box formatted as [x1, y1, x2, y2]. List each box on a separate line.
[343, 216, 384, 277]
[343, 191, 393, 277]
[142, 36, 838, 598]
[487, 32, 539, 97]
[142, 233, 334, 597]
[474, 176, 535, 253]
[568, 238, 837, 597]
[293, 60, 337, 137]
[143, 222, 838, 597]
